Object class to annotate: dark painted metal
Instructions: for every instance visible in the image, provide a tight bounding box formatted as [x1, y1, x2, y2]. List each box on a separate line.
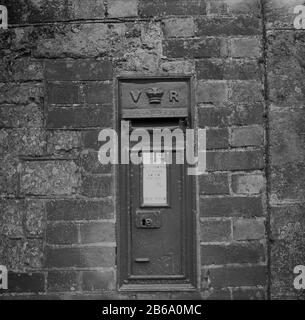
[117, 76, 197, 292]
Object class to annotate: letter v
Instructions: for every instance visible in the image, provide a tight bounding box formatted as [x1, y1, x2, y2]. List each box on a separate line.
[130, 91, 142, 103]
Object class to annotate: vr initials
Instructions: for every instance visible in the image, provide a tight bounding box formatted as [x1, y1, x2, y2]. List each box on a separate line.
[130, 90, 180, 103]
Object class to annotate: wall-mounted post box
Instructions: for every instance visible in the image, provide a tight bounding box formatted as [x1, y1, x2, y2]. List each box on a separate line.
[117, 76, 197, 291]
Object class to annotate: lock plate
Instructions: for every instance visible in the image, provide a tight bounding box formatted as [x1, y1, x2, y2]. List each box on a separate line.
[136, 211, 161, 229]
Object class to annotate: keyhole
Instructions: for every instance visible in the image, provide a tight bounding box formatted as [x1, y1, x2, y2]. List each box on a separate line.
[142, 218, 152, 227]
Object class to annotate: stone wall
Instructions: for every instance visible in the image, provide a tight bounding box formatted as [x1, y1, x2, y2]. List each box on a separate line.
[266, 0, 305, 300]
[0, 0, 303, 300]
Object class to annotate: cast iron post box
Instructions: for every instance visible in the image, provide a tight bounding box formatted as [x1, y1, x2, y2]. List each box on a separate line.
[117, 76, 197, 291]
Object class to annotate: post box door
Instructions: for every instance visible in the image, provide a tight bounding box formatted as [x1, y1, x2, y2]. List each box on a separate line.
[131, 151, 183, 277]
[117, 76, 196, 291]
[119, 150, 197, 290]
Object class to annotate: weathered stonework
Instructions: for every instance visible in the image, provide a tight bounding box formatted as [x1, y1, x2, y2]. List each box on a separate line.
[0, 0, 303, 300]
[0, 128, 46, 156]
[0, 104, 43, 128]
[24, 200, 46, 238]
[0, 155, 20, 196]
[266, 0, 305, 300]
[0, 83, 44, 105]
[21, 161, 80, 196]
[0, 238, 44, 272]
[0, 200, 24, 239]
[47, 131, 82, 158]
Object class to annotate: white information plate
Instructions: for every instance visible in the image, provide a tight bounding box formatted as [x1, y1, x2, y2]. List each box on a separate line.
[142, 152, 167, 206]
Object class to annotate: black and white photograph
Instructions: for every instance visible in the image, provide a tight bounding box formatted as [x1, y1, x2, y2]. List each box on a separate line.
[0, 0, 305, 311]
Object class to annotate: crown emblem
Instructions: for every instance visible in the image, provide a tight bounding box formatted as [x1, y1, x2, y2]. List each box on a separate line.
[146, 88, 164, 104]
